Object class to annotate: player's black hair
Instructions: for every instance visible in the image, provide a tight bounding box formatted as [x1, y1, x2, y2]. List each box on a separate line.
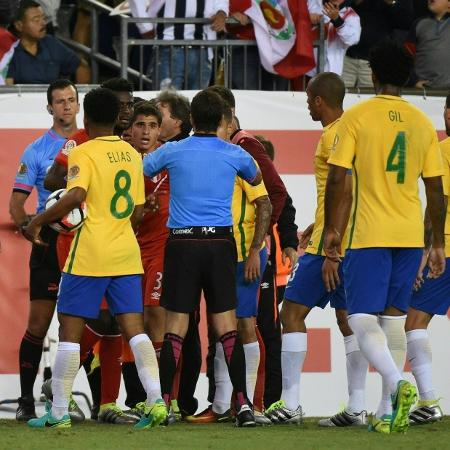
[15, 0, 40, 21]
[131, 101, 162, 126]
[307, 72, 345, 109]
[100, 77, 134, 93]
[133, 96, 146, 105]
[191, 90, 225, 133]
[156, 91, 192, 136]
[206, 85, 236, 109]
[255, 135, 275, 161]
[369, 39, 413, 88]
[84, 88, 120, 127]
[47, 79, 79, 104]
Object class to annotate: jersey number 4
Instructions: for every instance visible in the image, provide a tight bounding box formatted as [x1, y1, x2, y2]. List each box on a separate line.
[386, 131, 406, 184]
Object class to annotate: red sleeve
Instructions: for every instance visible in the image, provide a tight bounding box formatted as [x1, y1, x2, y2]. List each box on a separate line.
[239, 137, 287, 226]
[55, 148, 68, 168]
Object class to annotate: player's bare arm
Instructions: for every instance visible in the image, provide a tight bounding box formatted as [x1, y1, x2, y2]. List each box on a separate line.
[322, 173, 353, 291]
[131, 204, 145, 231]
[245, 195, 272, 282]
[423, 176, 447, 278]
[323, 164, 348, 257]
[299, 223, 314, 249]
[9, 191, 31, 228]
[44, 160, 68, 191]
[23, 187, 86, 246]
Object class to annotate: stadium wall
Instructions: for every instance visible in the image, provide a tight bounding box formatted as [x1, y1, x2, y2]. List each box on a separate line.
[0, 91, 448, 417]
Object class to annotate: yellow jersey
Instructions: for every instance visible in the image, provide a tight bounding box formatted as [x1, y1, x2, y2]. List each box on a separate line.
[441, 137, 450, 256]
[328, 95, 443, 249]
[64, 136, 145, 276]
[307, 118, 350, 256]
[232, 175, 268, 262]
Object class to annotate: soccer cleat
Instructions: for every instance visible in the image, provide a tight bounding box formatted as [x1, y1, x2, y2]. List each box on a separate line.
[368, 414, 391, 434]
[254, 410, 272, 425]
[16, 396, 37, 421]
[318, 410, 367, 427]
[264, 400, 303, 425]
[185, 405, 233, 424]
[170, 399, 181, 421]
[134, 399, 168, 429]
[41, 379, 85, 422]
[235, 404, 256, 428]
[390, 380, 417, 433]
[409, 400, 443, 425]
[27, 411, 71, 429]
[98, 403, 138, 424]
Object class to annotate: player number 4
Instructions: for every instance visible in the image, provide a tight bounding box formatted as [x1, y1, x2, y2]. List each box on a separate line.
[110, 170, 134, 219]
[386, 131, 406, 184]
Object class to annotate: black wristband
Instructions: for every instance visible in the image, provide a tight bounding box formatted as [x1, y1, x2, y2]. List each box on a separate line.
[331, 16, 344, 28]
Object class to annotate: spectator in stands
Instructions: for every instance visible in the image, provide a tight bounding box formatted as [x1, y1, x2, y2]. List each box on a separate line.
[128, 0, 228, 90]
[405, 0, 450, 89]
[341, 0, 414, 88]
[6, 0, 90, 84]
[0, 0, 18, 84]
[307, 0, 361, 75]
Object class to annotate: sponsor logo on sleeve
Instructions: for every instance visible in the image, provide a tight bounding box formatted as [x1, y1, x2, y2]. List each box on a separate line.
[62, 139, 77, 156]
[17, 162, 27, 175]
[67, 165, 80, 181]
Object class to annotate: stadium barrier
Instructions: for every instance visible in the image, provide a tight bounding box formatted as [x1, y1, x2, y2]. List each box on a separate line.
[0, 90, 448, 417]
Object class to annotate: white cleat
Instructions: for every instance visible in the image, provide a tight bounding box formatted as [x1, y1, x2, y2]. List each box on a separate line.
[264, 400, 303, 425]
[318, 410, 367, 427]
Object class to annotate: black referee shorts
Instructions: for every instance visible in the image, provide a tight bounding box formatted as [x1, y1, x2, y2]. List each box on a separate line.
[29, 225, 61, 301]
[161, 227, 237, 314]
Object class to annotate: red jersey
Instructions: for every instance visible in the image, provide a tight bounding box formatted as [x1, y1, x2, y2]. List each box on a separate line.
[136, 170, 170, 252]
[55, 129, 89, 168]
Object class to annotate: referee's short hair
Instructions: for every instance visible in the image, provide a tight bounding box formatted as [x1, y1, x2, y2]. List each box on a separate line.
[191, 90, 225, 133]
[84, 88, 120, 127]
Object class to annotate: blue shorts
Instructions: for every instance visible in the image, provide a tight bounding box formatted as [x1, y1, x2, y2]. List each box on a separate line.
[410, 259, 450, 316]
[236, 247, 268, 318]
[283, 253, 346, 310]
[58, 273, 143, 319]
[344, 248, 422, 315]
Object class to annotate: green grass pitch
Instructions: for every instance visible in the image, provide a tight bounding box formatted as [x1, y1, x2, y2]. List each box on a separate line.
[1, 417, 449, 450]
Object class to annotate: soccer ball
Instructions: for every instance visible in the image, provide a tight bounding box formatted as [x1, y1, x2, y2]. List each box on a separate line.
[45, 189, 87, 233]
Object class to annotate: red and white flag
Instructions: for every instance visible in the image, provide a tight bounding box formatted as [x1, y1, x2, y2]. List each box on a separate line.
[0, 28, 18, 85]
[245, 0, 315, 78]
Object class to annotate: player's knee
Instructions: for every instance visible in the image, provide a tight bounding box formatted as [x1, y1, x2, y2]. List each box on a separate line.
[280, 301, 307, 331]
[405, 308, 431, 331]
[237, 318, 256, 343]
[335, 310, 352, 337]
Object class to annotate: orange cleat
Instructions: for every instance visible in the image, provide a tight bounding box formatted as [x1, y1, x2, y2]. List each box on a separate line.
[185, 406, 232, 424]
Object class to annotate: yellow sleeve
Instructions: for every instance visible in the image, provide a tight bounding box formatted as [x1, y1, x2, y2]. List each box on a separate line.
[320, 127, 337, 161]
[135, 158, 145, 206]
[422, 131, 444, 178]
[66, 148, 91, 192]
[327, 113, 355, 170]
[241, 177, 268, 203]
[441, 147, 450, 197]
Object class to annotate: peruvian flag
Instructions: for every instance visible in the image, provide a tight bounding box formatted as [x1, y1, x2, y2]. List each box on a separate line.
[245, 0, 315, 78]
[0, 28, 18, 85]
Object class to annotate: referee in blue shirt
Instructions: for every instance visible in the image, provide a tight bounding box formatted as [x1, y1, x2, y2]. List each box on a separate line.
[143, 89, 262, 427]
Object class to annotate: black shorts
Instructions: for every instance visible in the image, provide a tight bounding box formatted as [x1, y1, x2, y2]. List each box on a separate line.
[161, 227, 237, 314]
[29, 225, 61, 301]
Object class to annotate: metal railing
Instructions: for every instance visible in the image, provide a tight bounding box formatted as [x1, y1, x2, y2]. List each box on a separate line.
[119, 16, 326, 91]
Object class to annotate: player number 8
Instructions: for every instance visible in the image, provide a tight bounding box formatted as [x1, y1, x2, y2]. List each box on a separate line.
[110, 170, 134, 219]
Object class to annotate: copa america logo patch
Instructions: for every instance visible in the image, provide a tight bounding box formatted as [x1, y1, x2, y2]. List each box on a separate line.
[67, 165, 80, 180]
[62, 139, 77, 156]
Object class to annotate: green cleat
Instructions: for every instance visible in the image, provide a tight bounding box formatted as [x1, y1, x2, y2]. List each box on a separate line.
[390, 380, 417, 433]
[134, 399, 168, 429]
[28, 411, 71, 429]
[368, 414, 391, 434]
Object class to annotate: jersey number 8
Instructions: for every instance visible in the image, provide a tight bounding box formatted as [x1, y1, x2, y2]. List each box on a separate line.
[110, 170, 134, 219]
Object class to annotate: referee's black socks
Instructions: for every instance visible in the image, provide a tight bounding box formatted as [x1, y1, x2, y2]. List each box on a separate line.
[160, 333, 184, 405]
[219, 330, 249, 409]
